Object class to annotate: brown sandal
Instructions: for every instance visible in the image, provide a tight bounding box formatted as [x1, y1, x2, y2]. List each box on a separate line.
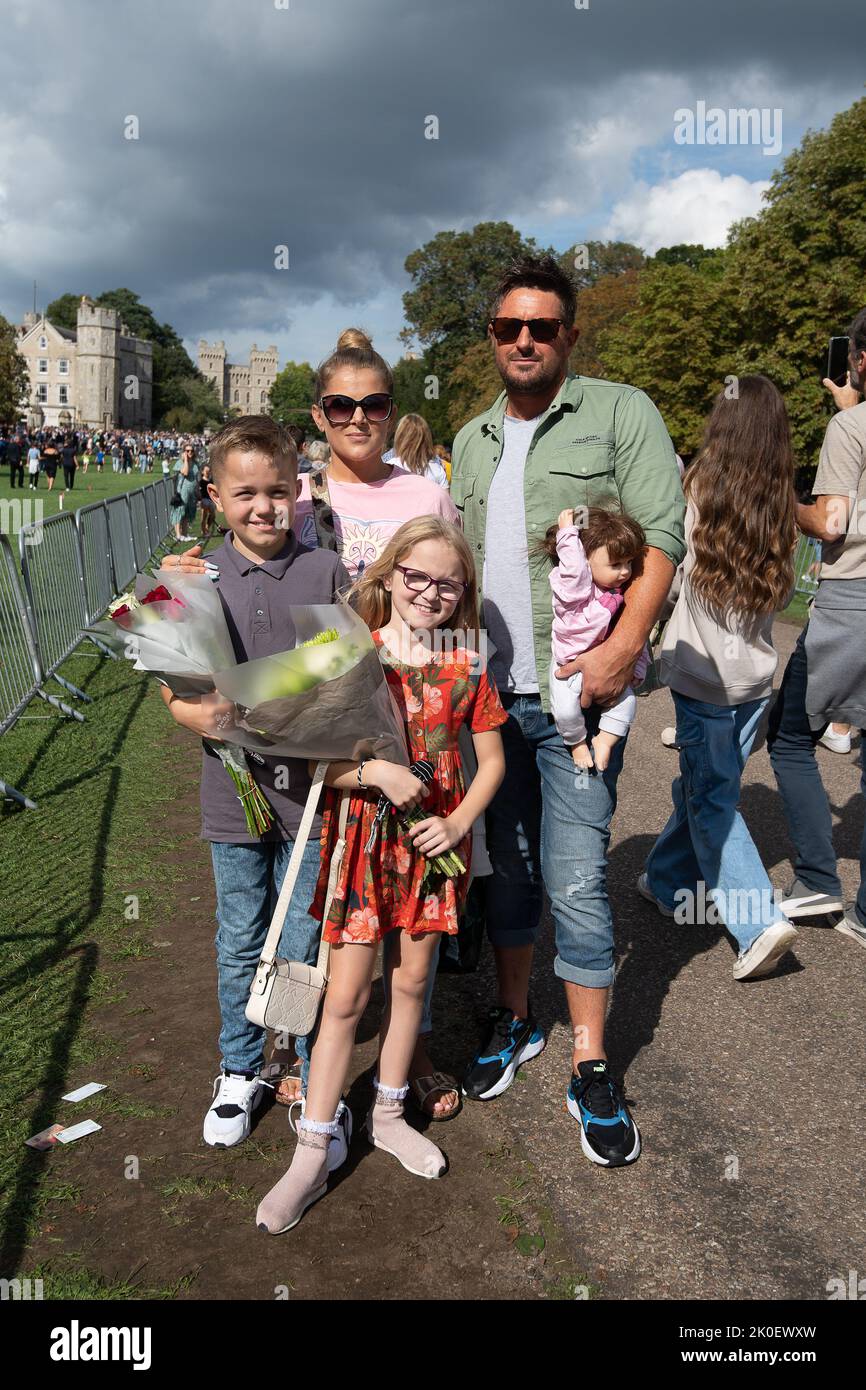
[409, 1071, 462, 1122]
[261, 1059, 303, 1107]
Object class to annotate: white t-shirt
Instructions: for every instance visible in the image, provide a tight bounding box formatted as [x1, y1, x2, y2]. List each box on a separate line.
[389, 453, 449, 488]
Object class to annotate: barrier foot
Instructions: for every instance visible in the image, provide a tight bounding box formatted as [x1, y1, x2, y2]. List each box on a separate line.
[87, 635, 119, 660]
[35, 687, 86, 721]
[0, 777, 38, 811]
[51, 673, 93, 702]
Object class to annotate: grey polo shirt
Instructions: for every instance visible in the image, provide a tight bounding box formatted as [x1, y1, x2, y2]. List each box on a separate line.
[200, 532, 349, 843]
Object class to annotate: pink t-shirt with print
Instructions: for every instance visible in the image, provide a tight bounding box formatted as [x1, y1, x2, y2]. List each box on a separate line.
[296, 465, 460, 579]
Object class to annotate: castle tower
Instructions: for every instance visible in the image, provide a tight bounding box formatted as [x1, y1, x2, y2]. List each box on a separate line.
[249, 343, 279, 413]
[198, 340, 227, 406]
[76, 296, 120, 428]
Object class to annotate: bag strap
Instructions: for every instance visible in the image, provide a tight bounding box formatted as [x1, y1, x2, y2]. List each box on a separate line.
[249, 762, 349, 995]
[250, 760, 328, 993]
[309, 467, 339, 553]
[312, 791, 350, 979]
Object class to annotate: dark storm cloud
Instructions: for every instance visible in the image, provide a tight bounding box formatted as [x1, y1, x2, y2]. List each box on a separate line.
[0, 0, 860, 361]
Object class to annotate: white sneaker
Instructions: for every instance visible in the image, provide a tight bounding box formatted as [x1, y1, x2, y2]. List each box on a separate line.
[203, 1070, 265, 1148]
[835, 908, 866, 950]
[289, 1097, 352, 1172]
[733, 922, 798, 981]
[818, 726, 852, 754]
[636, 871, 675, 918]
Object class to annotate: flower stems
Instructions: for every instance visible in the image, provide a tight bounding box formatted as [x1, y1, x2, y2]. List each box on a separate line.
[226, 766, 274, 837]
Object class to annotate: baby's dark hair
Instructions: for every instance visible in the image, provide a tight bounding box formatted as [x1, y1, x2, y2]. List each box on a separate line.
[537, 506, 646, 563]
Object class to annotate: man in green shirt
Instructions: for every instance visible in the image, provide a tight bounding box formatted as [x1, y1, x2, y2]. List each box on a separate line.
[453, 255, 684, 1167]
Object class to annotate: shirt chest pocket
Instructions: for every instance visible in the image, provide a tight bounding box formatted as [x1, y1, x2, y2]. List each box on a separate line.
[546, 444, 620, 514]
[449, 468, 478, 515]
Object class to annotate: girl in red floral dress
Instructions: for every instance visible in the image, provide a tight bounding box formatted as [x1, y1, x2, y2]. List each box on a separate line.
[257, 518, 506, 1234]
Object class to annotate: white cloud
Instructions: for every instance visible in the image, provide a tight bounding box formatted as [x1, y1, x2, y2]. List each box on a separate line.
[602, 168, 771, 253]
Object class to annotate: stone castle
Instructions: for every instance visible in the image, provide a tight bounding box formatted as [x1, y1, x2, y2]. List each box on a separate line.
[198, 341, 279, 415]
[16, 296, 153, 430]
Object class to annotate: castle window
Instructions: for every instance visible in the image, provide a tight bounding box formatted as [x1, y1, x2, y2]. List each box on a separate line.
[234, 390, 239, 402]
[246, 392, 250, 404]
[59, 385, 69, 405]
[58, 358, 69, 375]
[39, 335, 47, 349]
[261, 391, 267, 403]
[38, 358, 48, 374]
[37, 383, 48, 403]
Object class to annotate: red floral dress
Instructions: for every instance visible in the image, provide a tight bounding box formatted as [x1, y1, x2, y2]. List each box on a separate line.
[310, 633, 507, 943]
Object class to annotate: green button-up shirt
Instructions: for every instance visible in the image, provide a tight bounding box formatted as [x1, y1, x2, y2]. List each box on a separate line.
[451, 373, 685, 709]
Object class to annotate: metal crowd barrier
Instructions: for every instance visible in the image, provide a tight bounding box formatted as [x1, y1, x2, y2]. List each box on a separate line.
[105, 494, 136, 591]
[128, 489, 150, 571]
[77, 501, 115, 625]
[3, 478, 178, 809]
[0, 535, 83, 810]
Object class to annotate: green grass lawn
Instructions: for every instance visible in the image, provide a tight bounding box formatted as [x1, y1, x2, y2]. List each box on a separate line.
[0, 640, 192, 1285]
[0, 463, 173, 524]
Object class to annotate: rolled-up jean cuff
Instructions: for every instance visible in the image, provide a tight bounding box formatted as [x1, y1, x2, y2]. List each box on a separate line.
[486, 923, 538, 948]
[553, 954, 615, 988]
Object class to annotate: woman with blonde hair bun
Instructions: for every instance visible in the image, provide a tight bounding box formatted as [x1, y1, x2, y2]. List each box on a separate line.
[390, 413, 449, 488]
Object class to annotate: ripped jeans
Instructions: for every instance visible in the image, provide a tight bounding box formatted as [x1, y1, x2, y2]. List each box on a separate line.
[485, 692, 625, 988]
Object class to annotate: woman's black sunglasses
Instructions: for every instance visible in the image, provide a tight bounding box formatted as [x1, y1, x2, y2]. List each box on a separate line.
[319, 393, 394, 425]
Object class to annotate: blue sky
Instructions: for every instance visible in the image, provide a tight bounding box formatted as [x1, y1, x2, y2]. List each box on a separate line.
[0, 0, 862, 374]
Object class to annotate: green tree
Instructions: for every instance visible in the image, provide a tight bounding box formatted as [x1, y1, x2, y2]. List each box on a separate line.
[445, 340, 502, 434]
[598, 259, 740, 452]
[0, 314, 29, 424]
[402, 221, 545, 378]
[653, 244, 725, 275]
[162, 376, 224, 432]
[269, 360, 316, 425]
[569, 269, 642, 379]
[391, 353, 453, 444]
[560, 239, 646, 292]
[727, 94, 866, 466]
[44, 293, 81, 333]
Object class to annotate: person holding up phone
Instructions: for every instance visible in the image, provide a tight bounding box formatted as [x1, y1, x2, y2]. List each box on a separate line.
[768, 308, 866, 947]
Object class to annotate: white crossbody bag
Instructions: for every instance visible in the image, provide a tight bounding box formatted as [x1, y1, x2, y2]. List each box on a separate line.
[246, 760, 350, 1039]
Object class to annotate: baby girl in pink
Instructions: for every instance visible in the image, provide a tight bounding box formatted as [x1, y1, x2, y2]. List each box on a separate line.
[547, 507, 649, 771]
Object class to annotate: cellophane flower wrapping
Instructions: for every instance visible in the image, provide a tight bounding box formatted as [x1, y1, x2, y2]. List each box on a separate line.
[86, 570, 272, 834]
[211, 600, 410, 769]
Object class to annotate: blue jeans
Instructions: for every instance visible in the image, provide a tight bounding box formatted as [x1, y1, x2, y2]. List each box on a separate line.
[767, 627, 866, 926]
[646, 693, 788, 951]
[210, 837, 322, 1075]
[485, 693, 626, 988]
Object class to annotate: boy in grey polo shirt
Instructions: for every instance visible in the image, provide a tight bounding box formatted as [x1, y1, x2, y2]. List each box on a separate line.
[160, 417, 350, 1151]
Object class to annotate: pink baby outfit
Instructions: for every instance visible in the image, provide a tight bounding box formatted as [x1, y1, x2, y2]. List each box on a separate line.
[548, 524, 648, 747]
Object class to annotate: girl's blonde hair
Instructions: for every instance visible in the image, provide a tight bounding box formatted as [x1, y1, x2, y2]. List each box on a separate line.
[393, 413, 435, 476]
[686, 374, 796, 617]
[351, 517, 479, 646]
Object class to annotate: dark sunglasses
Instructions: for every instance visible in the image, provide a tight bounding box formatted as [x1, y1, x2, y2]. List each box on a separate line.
[319, 393, 394, 425]
[394, 564, 467, 603]
[489, 317, 565, 345]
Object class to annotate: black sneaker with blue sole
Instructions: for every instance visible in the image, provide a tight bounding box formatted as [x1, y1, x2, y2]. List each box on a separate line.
[462, 1005, 545, 1101]
[566, 1059, 641, 1167]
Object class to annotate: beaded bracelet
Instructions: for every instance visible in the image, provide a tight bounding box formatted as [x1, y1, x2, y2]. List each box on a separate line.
[357, 760, 368, 788]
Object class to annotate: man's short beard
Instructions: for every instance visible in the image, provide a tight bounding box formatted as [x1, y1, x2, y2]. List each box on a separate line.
[499, 355, 564, 396]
